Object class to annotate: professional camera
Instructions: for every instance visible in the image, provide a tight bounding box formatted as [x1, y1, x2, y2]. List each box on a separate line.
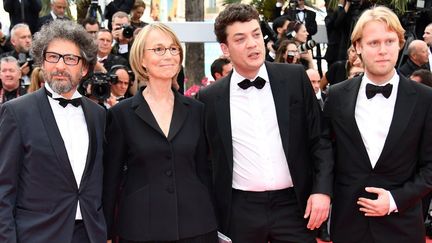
[298, 39, 316, 52]
[260, 20, 277, 44]
[83, 72, 118, 101]
[17, 53, 34, 68]
[116, 24, 135, 39]
[286, 52, 296, 63]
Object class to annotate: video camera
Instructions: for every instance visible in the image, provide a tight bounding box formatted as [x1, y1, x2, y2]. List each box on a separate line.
[83, 72, 118, 101]
[115, 24, 135, 39]
[18, 53, 34, 68]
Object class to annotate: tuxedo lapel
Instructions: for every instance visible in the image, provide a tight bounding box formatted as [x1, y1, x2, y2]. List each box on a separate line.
[35, 88, 77, 189]
[214, 76, 234, 171]
[265, 62, 290, 155]
[376, 76, 417, 167]
[79, 98, 97, 190]
[167, 91, 189, 141]
[340, 76, 371, 167]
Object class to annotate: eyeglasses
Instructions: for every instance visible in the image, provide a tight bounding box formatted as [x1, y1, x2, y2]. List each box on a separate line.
[44, 51, 82, 66]
[146, 46, 180, 56]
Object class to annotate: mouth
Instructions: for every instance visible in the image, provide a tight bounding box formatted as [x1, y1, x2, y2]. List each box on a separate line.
[248, 51, 261, 59]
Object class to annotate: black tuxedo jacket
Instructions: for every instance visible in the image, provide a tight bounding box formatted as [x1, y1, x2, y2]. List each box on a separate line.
[3, 0, 41, 34]
[103, 88, 217, 241]
[37, 15, 71, 32]
[197, 62, 333, 233]
[0, 88, 106, 243]
[323, 75, 432, 243]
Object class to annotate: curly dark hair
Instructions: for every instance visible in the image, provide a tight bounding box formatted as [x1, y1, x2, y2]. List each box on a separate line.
[31, 20, 97, 69]
[214, 3, 260, 44]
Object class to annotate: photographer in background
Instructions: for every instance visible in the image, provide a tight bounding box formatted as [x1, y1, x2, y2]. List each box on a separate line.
[97, 29, 129, 71]
[286, 21, 316, 69]
[0, 56, 26, 105]
[1, 24, 34, 88]
[130, 0, 149, 29]
[272, 0, 317, 39]
[111, 11, 135, 60]
[266, 16, 290, 61]
[275, 39, 301, 64]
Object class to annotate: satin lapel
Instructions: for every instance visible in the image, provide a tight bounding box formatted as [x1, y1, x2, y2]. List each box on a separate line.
[78, 98, 97, 190]
[340, 76, 372, 167]
[376, 76, 417, 167]
[265, 62, 290, 155]
[214, 76, 234, 171]
[132, 90, 166, 137]
[167, 91, 189, 141]
[36, 88, 78, 189]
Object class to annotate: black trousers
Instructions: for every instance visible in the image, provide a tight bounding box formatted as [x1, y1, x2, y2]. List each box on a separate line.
[227, 188, 316, 243]
[72, 220, 90, 243]
[120, 230, 218, 243]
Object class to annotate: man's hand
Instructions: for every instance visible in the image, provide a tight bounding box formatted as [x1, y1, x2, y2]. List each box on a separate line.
[357, 187, 390, 217]
[20, 62, 30, 76]
[304, 193, 331, 230]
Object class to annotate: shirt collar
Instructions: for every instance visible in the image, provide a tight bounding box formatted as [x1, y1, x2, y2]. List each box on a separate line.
[45, 82, 82, 99]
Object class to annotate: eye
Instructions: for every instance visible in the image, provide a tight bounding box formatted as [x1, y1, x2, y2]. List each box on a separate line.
[155, 47, 165, 52]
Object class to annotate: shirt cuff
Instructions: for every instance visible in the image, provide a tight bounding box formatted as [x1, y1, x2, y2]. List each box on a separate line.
[118, 44, 129, 54]
[388, 191, 398, 214]
[269, 51, 276, 59]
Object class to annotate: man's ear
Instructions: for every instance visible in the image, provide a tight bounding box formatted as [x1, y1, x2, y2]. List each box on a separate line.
[220, 43, 230, 58]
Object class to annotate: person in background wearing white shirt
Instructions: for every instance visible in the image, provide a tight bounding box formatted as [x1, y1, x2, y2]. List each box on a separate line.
[323, 6, 432, 243]
[0, 20, 106, 243]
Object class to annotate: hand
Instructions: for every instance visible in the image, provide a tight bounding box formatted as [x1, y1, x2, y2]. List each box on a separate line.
[107, 240, 112, 243]
[304, 193, 331, 230]
[94, 61, 107, 73]
[20, 62, 30, 76]
[357, 187, 390, 217]
[106, 95, 118, 107]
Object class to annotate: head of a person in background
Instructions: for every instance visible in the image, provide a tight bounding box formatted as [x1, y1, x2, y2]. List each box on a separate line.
[28, 66, 45, 93]
[0, 56, 22, 92]
[51, 0, 69, 19]
[423, 23, 432, 47]
[111, 11, 131, 40]
[31, 20, 97, 97]
[410, 69, 432, 87]
[82, 17, 100, 39]
[407, 40, 429, 67]
[131, 0, 146, 23]
[214, 3, 264, 79]
[275, 39, 300, 64]
[97, 29, 113, 58]
[272, 16, 290, 40]
[351, 6, 405, 83]
[347, 65, 365, 79]
[210, 57, 232, 81]
[129, 23, 183, 89]
[286, 21, 308, 44]
[10, 23, 32, 54]
[306, 69, 321, 94]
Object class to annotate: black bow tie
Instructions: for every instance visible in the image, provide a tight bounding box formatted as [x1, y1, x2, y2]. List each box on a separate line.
[365, 83, 393, 99]
[238, 77, 266, 90]
[45, 88, 82, 108]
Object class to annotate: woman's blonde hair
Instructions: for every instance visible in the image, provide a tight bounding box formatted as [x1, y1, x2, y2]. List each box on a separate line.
[129, 23, 183, 89]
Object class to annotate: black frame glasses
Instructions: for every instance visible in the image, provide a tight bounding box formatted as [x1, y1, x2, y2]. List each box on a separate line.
[146, 46, 180, 56]
[43, 51, 82, 66]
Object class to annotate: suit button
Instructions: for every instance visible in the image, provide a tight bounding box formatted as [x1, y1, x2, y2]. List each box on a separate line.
[165, 170, 173, 177]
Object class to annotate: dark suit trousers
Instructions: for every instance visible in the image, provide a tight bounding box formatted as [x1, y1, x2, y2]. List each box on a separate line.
[119, 230, 218, 243]
[72, 221, 90, 243]
[227, 188, 315, 243]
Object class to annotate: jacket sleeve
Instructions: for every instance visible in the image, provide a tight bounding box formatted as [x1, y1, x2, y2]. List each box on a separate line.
[0, 104, 23, 243]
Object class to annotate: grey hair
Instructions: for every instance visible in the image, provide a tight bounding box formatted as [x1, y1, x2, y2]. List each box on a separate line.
[0, 56, 20, 71]
[31, 20, 97, 69]
[10, 23, 30, 39]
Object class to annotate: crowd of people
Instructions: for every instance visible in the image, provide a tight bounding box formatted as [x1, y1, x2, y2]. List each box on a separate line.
[1, 1, 432, 243]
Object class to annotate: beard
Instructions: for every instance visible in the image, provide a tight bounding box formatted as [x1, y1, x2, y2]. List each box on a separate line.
[44, 70, 81, 95]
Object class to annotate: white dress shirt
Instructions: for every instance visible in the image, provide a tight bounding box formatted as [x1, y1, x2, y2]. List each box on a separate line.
[230, 65, 293, 192]
[355, 71, 399, 212]
[428, 48, 432, 72]
[45, 83, 89, 219]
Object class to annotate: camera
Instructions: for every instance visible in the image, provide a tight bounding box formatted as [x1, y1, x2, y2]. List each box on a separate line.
[298, 39, 316, 52]
[116, 24, 135, 39]
[17, 53, 34, 67]
[83, 72, 118, 100]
